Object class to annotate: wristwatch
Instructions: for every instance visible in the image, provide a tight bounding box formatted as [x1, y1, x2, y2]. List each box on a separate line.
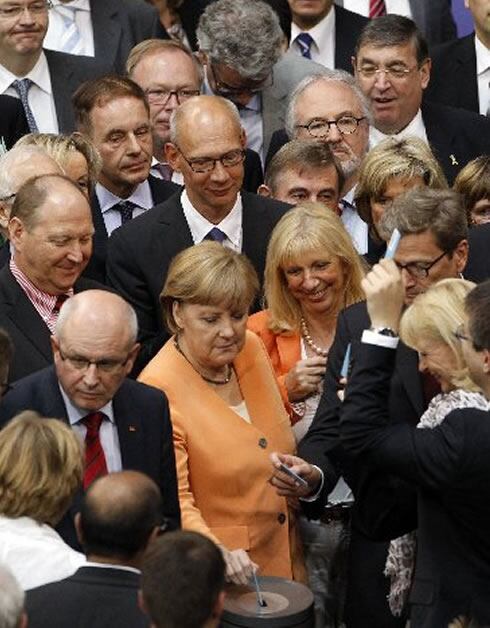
[369, 326, 397, 337]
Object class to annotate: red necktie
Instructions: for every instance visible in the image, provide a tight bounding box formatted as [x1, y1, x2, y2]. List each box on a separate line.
[156, 162, 173, 181]
[53, 294, 69, 314]
[369, 0, 386, 18]
[82, 412, 108, 490]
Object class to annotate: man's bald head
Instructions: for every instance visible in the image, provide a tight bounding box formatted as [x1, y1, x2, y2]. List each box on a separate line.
[78, 471, 163, 562]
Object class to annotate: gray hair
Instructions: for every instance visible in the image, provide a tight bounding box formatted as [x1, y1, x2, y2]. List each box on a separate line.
[0, 145, 56, 199]
[285, 71, 373, 138]
[55, 291, 138, 347]
[169, 96, 242, 145]
[0, 565, 24, 628]
[196, 0, 283, 80]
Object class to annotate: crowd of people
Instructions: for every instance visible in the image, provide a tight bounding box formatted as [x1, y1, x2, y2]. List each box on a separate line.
[0, 1, 490, 627]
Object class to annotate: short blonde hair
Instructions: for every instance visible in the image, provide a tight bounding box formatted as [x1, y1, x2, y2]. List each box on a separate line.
[453, 155, 490, 224]
[161, 242, 259, 334]
[15, 132, 102, 193]
[0, 411, 84, 526]
[400, 278, 478, 391]
[264, 203, 366, 334]
[355, 136, 447, 237]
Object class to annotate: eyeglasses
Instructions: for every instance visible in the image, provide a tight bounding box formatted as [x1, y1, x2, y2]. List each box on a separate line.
[295, 115, 366, 138]
[0, 0, 52, 19]
[176, 147, 246, 173]
[145, 88, 200, 106]
[453, 323, 471, 343]
[58, 348, 130, 374]
[356, 64, 418, 80]
[395, 250, 448, 279]
[208, 63, 273, 97]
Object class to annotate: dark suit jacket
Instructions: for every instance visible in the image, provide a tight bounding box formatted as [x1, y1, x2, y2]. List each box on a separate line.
[90, 0, 168, 74]
[425, 34, 479, 114]
[0, 95, 28, 149]
[106, 191, 290, 371]
[340, 343, 490, 627]
[334, 5, 369, 72]
[45, 49, 110, 133]
[0, 366, 181, 548]
[84, 176, 180, 284]
[465, 224, 490, 283]
[0, 266, 103, 382]
[26, 566, 149, 628]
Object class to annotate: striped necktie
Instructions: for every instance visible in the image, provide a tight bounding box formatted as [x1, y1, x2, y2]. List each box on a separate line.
[11, 79, 38, 133]
[295, 32, 314, 60]
[369, 0, 387, 18]
[54, 4, 84, 55]
[82, 412, 108, 489]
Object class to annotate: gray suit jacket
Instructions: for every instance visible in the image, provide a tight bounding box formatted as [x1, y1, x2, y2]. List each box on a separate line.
[334, 0, 456, 46]
[262, 50, 328, 156]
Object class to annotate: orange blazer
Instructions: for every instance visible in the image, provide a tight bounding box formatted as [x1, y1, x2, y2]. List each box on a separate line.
[138, 331, 306, 582]
[247, 310, 301, 407]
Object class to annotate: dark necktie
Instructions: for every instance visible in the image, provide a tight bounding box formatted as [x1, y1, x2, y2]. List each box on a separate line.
[82, 411, 108, 490]
[11, 79, 38, 133]
[53, 293, 69, 314]
[205, 227, 226, 243]
[113, 200, 137, 224]
[295, 32, 314, 59]
[369, 0, 386, 18]
[155, 162, 173, 181]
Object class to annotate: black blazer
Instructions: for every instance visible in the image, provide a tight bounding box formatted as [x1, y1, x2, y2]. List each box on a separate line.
[334, 5, 368, 72]
[26, 566, 149, 628]
[84, 176, 180, 284]
[465, 223, 490, 284]
[106, 191, 290, 370]
[0, 266, 103, 382]
[0, 95, 28, 149]
[425, 35, 479, 114]
[0, 366, 181, 549]
[340, 343, 490, 627]
[90, 0, 168, 74]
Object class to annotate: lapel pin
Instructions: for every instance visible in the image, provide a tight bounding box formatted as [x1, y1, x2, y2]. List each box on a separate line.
[128, 425, 137, 432]
[449, 154, 459, 166]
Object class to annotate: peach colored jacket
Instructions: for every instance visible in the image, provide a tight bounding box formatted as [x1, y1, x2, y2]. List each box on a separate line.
[138, 331, 306, 582]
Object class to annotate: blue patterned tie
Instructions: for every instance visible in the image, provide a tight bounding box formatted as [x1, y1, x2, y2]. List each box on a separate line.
[114, 200, 137, 224]
[296, 32, 314, 59]
[205, 227, 226, 243]
[55, 4, 84, 55]
[11, 79, 38, 133]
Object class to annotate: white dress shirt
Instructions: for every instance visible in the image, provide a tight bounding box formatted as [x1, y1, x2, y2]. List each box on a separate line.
[291, 8, 335, 69]
[369, 108, 428, 148]
[60, 386, 123, 473]
[475, 35, 490, 116]
[0, 52, 58, 132]
[180, 189, 243, 252]
[340, 186, 369, 255]
[341, 0, 412, 17]
[0, 515, 85, 590]
[95, 180, 154, 235]
[44, 0, 94, 57]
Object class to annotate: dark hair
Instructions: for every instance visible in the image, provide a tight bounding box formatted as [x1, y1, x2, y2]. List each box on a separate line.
[453, 155, 490, 224]
[354, 14, 429, 66]
[379, 188, 468, 254]
[72, 75, 150, 135]
[141, 531, 225, 628]
[10, 174, 84, 230]
[265, 139, 344, 193]
[80, 473, 163, 560]
[466, 280, 490, 352]
[0, 328, 13, 375]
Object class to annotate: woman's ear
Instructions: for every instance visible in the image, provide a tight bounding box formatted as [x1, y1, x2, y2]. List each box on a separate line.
[172, 300, 184, 330]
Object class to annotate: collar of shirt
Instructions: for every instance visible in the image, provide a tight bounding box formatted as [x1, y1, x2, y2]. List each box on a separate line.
[291, 7, 335, 63]
[0, 51, 52, 95]
[59, 383, 115, 427]
[83, 562, 141, 575]
[238, 93, 261, 113]
[180, 188, 243, 250]
[150, 156, 184, 185]
[369, 109, 427, 147]
[9, 256, 73, 319]
[51, 0, 90, 9]
[96, 180, 153, 214]
[475, 34, 490, 75]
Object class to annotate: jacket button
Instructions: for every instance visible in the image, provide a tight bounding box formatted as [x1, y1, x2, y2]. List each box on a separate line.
[277, 513, 286, 524]
[258, 437, 267, 449]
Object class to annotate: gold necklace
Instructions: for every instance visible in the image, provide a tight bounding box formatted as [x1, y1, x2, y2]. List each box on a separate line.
[174, 338, 232, 385]
[300, 317, 329, 358]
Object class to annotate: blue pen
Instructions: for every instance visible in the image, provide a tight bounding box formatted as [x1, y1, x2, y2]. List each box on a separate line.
[340, 343, 351, 379]
[385, 228, 401, 260]
[251, 571, 267, 608]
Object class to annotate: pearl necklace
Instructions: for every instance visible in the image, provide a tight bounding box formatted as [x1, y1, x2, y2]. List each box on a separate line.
[174, 338, 232, 385]
[300, 317, 329, 357]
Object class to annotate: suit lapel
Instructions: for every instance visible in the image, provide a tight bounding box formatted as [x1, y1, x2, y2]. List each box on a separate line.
[241, 192, 268, 280]
[334, 6, 354, 73]
[422, 102, 459, 182]
[409, 1, 425, 33]
[157, 196, 194, 246]
[112, 382, 147, 470]
[454, 37, 479, 112]
[45, 50, 75, 133]
[89, 0, 120, 70]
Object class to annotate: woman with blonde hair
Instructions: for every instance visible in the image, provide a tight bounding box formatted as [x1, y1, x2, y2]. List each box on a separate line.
[0, 411, 85, 590]
[355, 136, 447, 263]
[15, 132, 102, 197]
[384, 278, 488, 617]
[248, 203, 365, 626]
[138, 242, 306, 587]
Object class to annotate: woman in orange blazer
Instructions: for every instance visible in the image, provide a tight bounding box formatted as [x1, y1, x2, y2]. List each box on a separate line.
[138, 242, 306, 585]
